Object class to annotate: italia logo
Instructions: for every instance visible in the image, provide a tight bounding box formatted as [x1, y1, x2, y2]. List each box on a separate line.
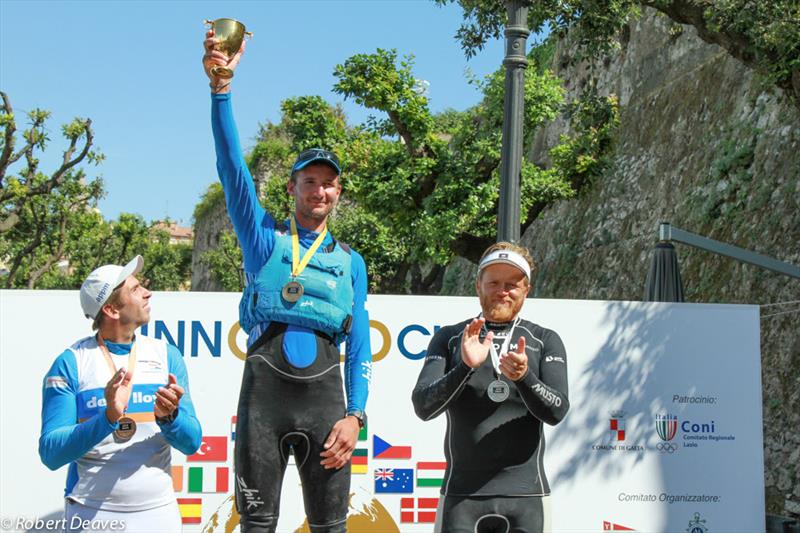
[655, 414, 678, 441]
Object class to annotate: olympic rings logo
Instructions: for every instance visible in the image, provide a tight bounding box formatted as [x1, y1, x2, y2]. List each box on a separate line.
[656, 442, 678, 453]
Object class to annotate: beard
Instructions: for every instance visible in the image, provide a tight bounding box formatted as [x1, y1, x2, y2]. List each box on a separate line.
[479, 294, 523, 323]
[298, 200, 335, 223]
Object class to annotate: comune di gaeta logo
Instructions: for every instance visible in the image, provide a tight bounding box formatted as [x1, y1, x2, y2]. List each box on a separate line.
[655, 414, 678, 453]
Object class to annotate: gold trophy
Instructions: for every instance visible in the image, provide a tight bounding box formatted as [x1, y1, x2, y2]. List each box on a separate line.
[204, 18, 252, 79]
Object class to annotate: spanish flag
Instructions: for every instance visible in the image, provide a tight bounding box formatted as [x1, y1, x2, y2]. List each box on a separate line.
[177, 498, 202, 524]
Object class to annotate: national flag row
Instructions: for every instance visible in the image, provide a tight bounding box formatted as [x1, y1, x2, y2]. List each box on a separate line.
[176, 496, 442, 525]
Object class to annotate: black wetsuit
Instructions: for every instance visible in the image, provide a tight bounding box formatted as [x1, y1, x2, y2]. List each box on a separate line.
[412, 317, 569, 533]
[236, 323, 350, 533]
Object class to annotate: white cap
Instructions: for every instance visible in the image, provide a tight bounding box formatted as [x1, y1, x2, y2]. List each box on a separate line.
[79, 256, 144, 319]
[478, 249, 531, 280]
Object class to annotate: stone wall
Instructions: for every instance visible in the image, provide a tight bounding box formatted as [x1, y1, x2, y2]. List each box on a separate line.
[445, 9, 799, 517]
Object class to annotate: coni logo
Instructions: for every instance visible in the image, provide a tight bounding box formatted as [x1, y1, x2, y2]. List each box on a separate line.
[655, 414, 678, 454]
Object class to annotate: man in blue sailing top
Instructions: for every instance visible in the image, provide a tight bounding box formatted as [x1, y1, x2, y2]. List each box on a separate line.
[39, 256, 202, 532]
[203, 31, 371, 533]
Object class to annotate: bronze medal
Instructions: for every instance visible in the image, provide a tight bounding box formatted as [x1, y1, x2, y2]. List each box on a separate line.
[115, 416, 137, 441]
[282, 280, 304, 303]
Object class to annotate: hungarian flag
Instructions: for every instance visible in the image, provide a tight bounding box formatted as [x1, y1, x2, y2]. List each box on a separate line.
[416, 461, 446, 487]
[401, 497, 438, 523]
[177, 498, 202, 524]
[373, 434, 411, 459]
[188, 436, 227, 462]
[352, 448, 368, 474]
[603, 521, 635, 531]
[188, 466, 229, 493]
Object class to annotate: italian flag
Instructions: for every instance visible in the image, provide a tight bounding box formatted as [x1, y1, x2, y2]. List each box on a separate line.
[416, 461, 446, 487]
[188, 466, 229, 493]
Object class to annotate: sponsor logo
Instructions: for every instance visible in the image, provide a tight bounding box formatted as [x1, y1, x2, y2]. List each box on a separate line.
[45, 376, 69, 389]
[610, 410, 626, 441]
[326, 280, 337, 289]
[680, 419, 735, 447]
[686, 512, 708, 533]
[95, 282, 111, 304]
[545, 355, 564, 363]
[532, 383, 562, 407]
[655, 414, 678, 453]
[656, 414, 678, 441]
[603, 520, 635, 531]
[84, 391, 157, 409]
[361, 360, 373, 382]
[591, 410, 644, 452]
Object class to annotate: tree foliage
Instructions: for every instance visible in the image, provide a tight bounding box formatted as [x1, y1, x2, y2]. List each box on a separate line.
[434, 0, 800, 107]
[0, 92, 192, 290]
[200, 45, 618, 293]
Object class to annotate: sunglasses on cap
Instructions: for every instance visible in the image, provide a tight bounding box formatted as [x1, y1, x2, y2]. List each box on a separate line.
[291, 148, 341, 175]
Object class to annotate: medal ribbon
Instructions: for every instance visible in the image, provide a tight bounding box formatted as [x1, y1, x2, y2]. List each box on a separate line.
[486, 317, 520, 376]
[97, 334, 137, 412]
[290, 216, 328, 278]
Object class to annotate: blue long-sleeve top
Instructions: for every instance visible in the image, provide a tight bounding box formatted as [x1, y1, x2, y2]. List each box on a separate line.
[211, 92, 371, 414]
[39, 340, 202, 471]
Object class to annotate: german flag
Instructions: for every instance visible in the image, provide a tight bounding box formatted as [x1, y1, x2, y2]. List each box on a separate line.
[177, 497, 201, 524]
[352, 448, 368, 474]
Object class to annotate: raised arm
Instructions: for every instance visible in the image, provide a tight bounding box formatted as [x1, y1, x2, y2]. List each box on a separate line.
[204, 29, 273, 272]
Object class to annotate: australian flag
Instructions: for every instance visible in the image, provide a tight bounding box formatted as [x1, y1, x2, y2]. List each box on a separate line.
[374, 468, 413, 493]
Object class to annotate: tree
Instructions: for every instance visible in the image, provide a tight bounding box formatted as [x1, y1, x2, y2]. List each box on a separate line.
[0, 92, 192, 290]
[200, 46, 617, 293]
[434, 0, 800, 108]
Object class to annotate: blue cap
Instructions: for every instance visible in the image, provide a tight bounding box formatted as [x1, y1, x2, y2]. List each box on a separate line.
[291, 148, 341, 175]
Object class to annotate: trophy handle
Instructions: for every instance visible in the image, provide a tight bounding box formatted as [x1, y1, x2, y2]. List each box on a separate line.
[204, 19, 214, 27]
[245, 31, 254, 38]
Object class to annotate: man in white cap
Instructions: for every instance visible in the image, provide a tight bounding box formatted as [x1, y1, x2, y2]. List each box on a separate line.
[412, 242, 570, 533]
[39, 256, 202, 532]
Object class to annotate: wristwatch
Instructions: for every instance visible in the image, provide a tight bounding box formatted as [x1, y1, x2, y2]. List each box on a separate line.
[346, 410, 367, 429]
[156, 410, 178, 425]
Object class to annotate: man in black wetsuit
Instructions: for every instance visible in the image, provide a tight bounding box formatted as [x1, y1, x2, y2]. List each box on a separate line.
[412, 242, 569, 533]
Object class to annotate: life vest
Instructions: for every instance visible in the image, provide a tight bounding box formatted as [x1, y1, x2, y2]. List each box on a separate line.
[239, 226, 354, 343]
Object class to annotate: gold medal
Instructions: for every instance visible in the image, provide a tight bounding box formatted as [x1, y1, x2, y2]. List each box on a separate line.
[282, 280, 304, 303]
[115, 416, 137, 441]
[282, 217, 327, 305]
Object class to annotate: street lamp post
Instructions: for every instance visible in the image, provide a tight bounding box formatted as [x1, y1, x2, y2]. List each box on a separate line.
[497, 0, 530, 243]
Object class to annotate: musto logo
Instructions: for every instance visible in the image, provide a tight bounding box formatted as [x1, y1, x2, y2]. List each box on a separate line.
[655, 414, 678, 453]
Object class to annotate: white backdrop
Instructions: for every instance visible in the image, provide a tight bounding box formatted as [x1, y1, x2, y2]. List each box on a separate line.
[0, 291, 764, 532]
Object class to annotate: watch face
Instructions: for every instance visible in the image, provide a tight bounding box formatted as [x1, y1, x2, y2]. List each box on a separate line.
[349, 411, 366, 427]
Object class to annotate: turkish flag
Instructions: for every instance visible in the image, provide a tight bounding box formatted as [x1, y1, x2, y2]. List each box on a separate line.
[187, 436, 227, 462]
